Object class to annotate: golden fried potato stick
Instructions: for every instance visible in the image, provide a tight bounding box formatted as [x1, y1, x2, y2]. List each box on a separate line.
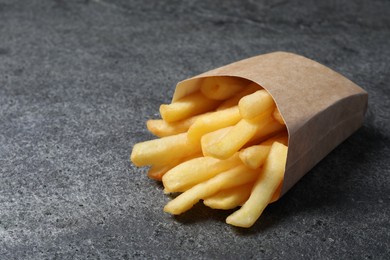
[202, 108, 274, 159]
[187, 106, 241, 143]
[160, 92, 220, 123]
[217, 82, 262, 110]
[164, 164, 259, 215]
[148, 153, 203, 181]
[146, 114, 202, 137]
[162, 153, 241, 193]
[239, 134, 288, 169]
[226, 142, 288, 228]
[203, 183, 253, 210]
[130, 133, 201, 167]
[238, 90, 275, 119]
[273, 108, 285, 125]
[200, 77, 249, 100]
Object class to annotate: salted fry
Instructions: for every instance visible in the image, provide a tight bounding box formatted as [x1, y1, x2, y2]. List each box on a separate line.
[164, 165, 259, 215]
[130, 133, 200, 167]
[160, 92, 220, 122]
[202, 110, 274, 160]
[187, 106, 241, 142]
[239, 90, 275, 119]
[146, 115, 201, 137]
[226, 142, 288, 228]
[217, 82, 262, 110]
[200, 77, 248, 100]
[162, 153, 241, 193]
[273, 108, 285, 125]
[203, 183, 253, 210]
[239, 134, 288, 169]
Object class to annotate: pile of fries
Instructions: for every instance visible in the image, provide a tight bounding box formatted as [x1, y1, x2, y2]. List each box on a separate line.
[131, 76, 288, 228]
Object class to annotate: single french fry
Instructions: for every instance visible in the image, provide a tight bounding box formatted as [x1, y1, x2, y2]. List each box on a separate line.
[148, 153, 202, 181]
[146, 114, 202, 137]
[203, 183, 253, 210]
[239, 90, 275, 119]
[239, 134, 288, 169]
[200, 77, 249, 100]
[130, 133, 201, 167]
[164, 164, 259, 215]
[160, 92, 220, 123]
[226, 142, 288, 228]
[273, 108, 285, 125]
[187, 106, 241, 143]
[217, 82, 262, 110]
[202, 109, 274, 160]
[162, 153, 241, 193]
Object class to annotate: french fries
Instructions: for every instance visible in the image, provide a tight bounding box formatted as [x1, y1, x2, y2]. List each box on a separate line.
[226, 142, 288, 228]
[238, 90, 275, 119]
[203, 183, 254, 210]
[162, 153, 241, 193]
[202, 110, 274, 159]
[203, 182, 282, 210]
[187, 106, 241, 143]
[130, 76, 289, 228]
[239, 134, 288, 169]
[200, 76, 249, 100]
[160, 92, 220, 122]
[146, 114, 202, 137]
[164, 165, 259, 215]
[131, 133, 201, 166]
[217, 82, 262, 110]
[148, 153, 202, 181]
[273, 108, 285, 125]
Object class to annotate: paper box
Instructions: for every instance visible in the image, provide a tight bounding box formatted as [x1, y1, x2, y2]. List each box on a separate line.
[172, 52, 368, 196]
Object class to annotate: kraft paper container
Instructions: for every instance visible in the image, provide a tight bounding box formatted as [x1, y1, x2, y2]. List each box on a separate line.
[172, 52, 368, 197]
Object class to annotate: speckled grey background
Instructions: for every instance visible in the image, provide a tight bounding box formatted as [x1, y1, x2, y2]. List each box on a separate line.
[0, 0, 389, 259]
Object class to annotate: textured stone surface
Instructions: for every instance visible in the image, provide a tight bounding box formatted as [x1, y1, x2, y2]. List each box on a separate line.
[0, 0, 389, 259]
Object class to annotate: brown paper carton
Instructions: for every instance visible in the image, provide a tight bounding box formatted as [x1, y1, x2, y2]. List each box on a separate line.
[172, 52, 368, 197]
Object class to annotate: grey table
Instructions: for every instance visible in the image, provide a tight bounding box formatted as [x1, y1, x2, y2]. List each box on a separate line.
[1, 0, 389, 259]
